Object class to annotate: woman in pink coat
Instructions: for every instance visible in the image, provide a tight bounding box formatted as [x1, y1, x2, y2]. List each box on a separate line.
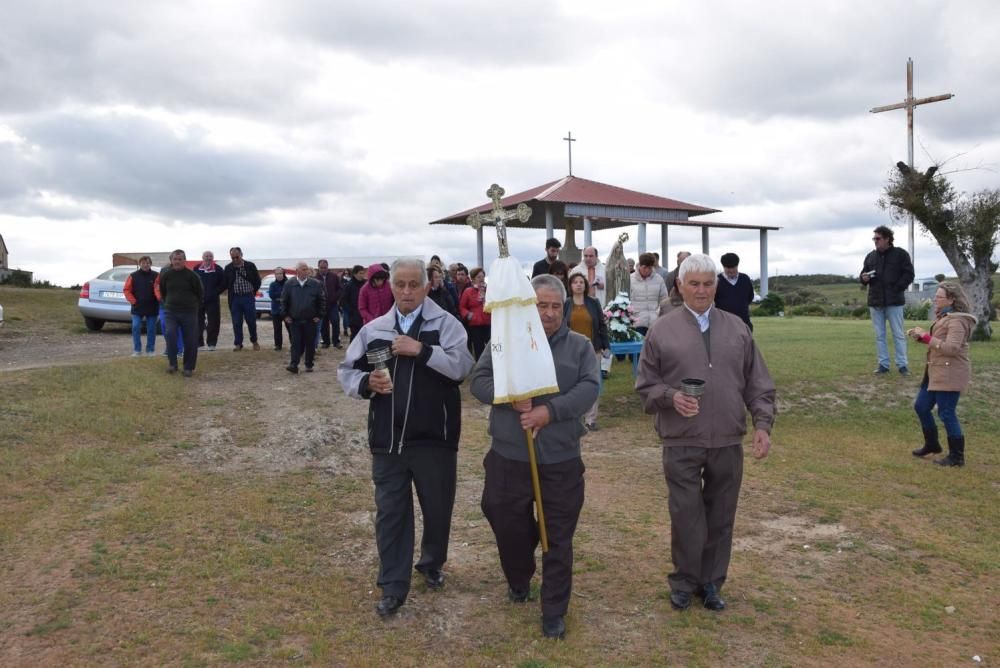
[358, 263, 394, 324]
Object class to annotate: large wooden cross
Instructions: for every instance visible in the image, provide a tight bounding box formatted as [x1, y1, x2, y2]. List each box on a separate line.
[870, 57, 953, 279]
[466, 184, 531, 258]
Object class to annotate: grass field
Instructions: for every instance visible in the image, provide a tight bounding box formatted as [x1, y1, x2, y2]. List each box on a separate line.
[0, 288, 997, 666]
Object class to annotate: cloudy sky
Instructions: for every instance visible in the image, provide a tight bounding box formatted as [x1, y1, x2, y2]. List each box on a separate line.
[2, 0, 998, 286]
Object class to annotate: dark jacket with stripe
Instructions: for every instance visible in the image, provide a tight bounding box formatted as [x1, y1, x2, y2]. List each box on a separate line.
[338, 298, 475, 454]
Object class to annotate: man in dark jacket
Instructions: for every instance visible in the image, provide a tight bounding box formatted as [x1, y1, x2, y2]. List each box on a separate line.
[316, 259, 344, 349]
[123, 255, 159, 356]
[194, 250, 226, 350]
[342, 265, 367, 341]
[224, 246, 262, 351]
[714, 252, 755, 331]
[860, 225, 914, 375]
[470, 274, 600, 640]
[281, 261, 326, 373]
[338, 258, 474, 618]
[156, 249, 204, 376]
[532, 237, 562, 278]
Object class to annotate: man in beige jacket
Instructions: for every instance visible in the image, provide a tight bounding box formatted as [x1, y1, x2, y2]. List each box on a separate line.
[635, 253, 776, 612]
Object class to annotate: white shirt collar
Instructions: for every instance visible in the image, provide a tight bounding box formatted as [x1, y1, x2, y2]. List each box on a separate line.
[396, 303, 423, 332]
[683, 303, 712, 332]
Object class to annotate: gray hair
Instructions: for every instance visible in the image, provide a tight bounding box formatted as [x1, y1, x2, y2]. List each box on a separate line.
[390, 257, 427, 287]
[531, 273, 567, 302]
[169, 249, 186, 260]
[678, 253, 717, 282]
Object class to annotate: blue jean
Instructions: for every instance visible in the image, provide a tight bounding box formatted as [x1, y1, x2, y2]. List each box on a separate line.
[914, 382, 963, 438]
[229, 294, 257, 346]
[870, 305, 908, 369]
[164, 309, 199, 371]
[159, 307, 182, 354]
[131, 314, 157, 353]
[320, 303, 341, 346]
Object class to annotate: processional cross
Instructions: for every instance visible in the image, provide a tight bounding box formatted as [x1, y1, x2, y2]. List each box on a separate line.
[466, 184, 532, 258]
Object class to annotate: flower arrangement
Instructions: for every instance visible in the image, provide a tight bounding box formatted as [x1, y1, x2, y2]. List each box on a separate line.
[604, 292, 642, 342]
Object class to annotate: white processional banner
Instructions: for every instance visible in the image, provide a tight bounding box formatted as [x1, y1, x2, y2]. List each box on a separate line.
[484, 255, 559, 404]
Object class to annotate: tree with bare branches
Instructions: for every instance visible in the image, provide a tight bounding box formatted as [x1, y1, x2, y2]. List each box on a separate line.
[880, 162, 998, 340]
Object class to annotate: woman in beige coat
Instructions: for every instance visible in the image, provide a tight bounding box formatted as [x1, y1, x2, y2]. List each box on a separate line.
[907, 282, 978, 466]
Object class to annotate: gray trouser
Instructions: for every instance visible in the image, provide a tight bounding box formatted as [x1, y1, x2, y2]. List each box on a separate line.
[663, 444, 743, 593]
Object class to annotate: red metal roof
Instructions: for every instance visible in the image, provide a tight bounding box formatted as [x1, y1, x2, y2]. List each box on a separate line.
[431, 175, 719, 224]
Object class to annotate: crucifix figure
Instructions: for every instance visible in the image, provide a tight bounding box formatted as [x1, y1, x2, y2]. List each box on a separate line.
[870, 57, 954, 280]
[466, 184, 532, 259]
[563, 131, 576, 176]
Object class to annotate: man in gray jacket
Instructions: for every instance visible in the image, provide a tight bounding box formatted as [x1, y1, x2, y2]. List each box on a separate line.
[469, 274, 600, 640]
[636, 253, 775, 613]
[338, 258, 474, 618]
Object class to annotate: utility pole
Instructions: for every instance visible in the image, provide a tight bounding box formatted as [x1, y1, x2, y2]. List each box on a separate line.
[563, 131, 576, 176]
[870, 57, 953, 286]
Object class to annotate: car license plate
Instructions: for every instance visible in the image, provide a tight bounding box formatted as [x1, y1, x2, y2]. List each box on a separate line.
[101, 291, 125, 299]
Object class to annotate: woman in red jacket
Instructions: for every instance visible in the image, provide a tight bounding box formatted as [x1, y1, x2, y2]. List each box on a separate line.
[358, 263, 394, 324]
[459, 267, 491, 360]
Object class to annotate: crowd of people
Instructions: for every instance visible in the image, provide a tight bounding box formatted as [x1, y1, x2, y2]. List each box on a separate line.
[122, 230, 976, 639]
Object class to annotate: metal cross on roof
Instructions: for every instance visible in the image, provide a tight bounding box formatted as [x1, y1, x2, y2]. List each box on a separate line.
[466, 184, 532, 258]
[563, 131, 576, 176]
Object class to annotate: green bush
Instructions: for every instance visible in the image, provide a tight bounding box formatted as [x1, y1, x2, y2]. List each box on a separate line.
[852, 306, 870, 319]
[781, 288, 830, 306]
[904, 300, 931, 320]
[754, 292, 785, 316]
[826, 305, 868, 318]
[789, 304, 828, 316]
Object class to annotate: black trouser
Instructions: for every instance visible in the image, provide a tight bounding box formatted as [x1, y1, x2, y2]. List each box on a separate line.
[663, 444, 743, 594]
[372, 447, 457, 601]
[320, 303, 341, 346]
[198, 299, 220, 347]
[272, 317, 290, 349]
[164, 309, 199, 371]
[481, 449, 585, 618]
[288, 319, 317, 369]
[468, 324, 491, 360]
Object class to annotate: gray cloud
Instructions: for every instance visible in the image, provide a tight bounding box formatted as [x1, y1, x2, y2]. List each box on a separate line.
[277, 0, 585, 65]
[5, 111, 359, 221]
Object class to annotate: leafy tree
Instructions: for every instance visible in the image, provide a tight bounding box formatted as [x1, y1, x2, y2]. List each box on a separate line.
[879, 163, 999, 340]
[755, 292, 785, 316]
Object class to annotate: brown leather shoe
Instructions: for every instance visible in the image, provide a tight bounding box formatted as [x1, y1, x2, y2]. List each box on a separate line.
[252, 342, 261, 351]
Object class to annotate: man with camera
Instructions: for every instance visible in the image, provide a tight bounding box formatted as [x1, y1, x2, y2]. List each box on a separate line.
[860, 225, 915, 375]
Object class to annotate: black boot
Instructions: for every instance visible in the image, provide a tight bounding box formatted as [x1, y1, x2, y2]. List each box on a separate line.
[934, 436, 965, 467]
[912, 428, 943, 457]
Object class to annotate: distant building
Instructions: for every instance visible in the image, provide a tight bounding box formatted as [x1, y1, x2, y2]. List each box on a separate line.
[0, 233, 32, 283]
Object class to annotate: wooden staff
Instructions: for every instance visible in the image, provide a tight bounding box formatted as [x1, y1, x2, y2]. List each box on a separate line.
[525, 430, 549, 553]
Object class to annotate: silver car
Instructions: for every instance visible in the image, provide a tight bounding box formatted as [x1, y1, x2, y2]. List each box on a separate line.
[256, 274, 276, 318]
[78, 265, 159, 331]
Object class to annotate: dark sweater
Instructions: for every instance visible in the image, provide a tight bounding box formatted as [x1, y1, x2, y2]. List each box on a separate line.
[194, 263, 226, 303]
[157, 267, 204, 312]
[714, 273, 754, 331]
